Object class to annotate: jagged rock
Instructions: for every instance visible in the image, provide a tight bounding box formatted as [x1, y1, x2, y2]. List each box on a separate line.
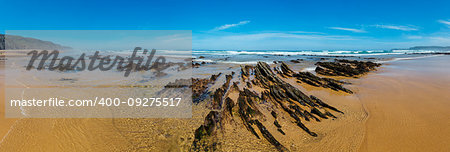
[315, 59, 381, 77]
[280, 62, 294, 74]
[162, 73, 222, 103]
[311, 108, 328, 119]
[192, 111, 221, 151]
[209, 73, 222, 82]
[246, 81, 252, 88]
[274, 120, 282, 128]
[325, 111, 337, 118]
[275, 62, 294, 78]
[164, 79, 191, 88]
[251, 62, 342, 137]
[293, 72, 353, 93]
[224, 97, 235, 117]
[230, 82, 240, 92]
[199, 56, 205, 59]
[273, 62, 353, 93]
[271, 111, 277, 118]
[211, 74, 233, 109]
[277, 128, 286, 135]
[254, 120, 289, 152]
[310, 95, 343, 114]
[224, 74, 232, 88]
[290, 59, 302, 63]
[189, 61, 347, 151]
[192, 62, 201, 68]
[191, 73, 235, 151]
[211, 88, 225, 109]
[238, 88, 263, 139]
[240, 65, 253, 79]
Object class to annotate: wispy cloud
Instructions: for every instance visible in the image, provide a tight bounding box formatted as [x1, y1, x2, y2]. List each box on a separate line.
[287, 31, 325, 34]
[438, 19, 450, 26]
[375, 24, 418, 31]
[405, 35, 423, 39]
[225, 32, 356, 41]
[328, 27, 366, 33]
[213, 20, 250, 31]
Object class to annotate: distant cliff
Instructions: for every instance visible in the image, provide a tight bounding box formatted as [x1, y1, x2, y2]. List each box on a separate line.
[0, 34, 5, 50]
[0, 34, 71, 50]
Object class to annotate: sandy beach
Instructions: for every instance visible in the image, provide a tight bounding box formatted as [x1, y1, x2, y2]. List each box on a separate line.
[358, 55, 450, 151]
[0, 54, 449, 151]
[1, 0, 449, 150]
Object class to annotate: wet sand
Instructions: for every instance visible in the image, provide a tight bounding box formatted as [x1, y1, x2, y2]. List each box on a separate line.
[357, 55, 450, 151]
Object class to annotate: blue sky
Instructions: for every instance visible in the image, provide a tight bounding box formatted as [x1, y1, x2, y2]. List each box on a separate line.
[1, 0, 449, 50]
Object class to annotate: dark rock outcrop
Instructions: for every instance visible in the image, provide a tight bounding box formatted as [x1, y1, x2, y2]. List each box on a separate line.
[211, 74, 233, 109]
[293, 72, 353, 93]
[158, 73, 222, 104]
[315, 59, 381, 77]
[186, 62, 347, 151]
[192, 111, 221, 151]
[274, 62, 353, 93]
[290, 59, 302, 63]
[254, 120, 289, 151]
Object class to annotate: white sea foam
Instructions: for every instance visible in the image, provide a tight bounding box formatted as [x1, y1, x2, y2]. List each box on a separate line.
[377, 54, 444, 63]
[301, 67, 316, 72]
[193, 59, 214, 62]
[193, 50, 428, 56]
[217, 61, 273, 65]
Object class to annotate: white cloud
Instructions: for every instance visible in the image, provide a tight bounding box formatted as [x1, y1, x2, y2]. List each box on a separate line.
[405, 35, 423, 39]
[287, 31, 325, 34]
[438, 19, 450, 26]
[218, 32, 355, 41]
[213, 21, 250, 31]
[375, 24, 418, 31]
[193, 32, 366, 50]
[328, 27, 366, 33]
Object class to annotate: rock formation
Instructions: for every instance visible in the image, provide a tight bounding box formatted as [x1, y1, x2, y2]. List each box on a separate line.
[160, 59, 380, 151]
[293, 72, 353, 93]
[315, 59, 381, 77]
[274, 62, 353, 93]
[189, 62, 346, 151]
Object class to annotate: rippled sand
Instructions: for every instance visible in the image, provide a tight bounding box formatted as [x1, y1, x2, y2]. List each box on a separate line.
[357, 55, 450, 151]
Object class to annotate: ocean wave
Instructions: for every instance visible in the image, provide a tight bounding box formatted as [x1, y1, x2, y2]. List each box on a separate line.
[301, 67, 316, 72]
[376, 54, 444, 63]
[192, 50, 435, 56]
[216, 61, 273, 64]
[193, 59, 214, 62]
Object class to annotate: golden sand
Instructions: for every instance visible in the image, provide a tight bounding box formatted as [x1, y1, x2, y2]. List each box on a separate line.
[357, 55, 450, 151]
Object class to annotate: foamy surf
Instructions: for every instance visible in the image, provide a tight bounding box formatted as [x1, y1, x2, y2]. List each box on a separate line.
[377, 54, 445, 63]
[301, 67, 316, 72]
